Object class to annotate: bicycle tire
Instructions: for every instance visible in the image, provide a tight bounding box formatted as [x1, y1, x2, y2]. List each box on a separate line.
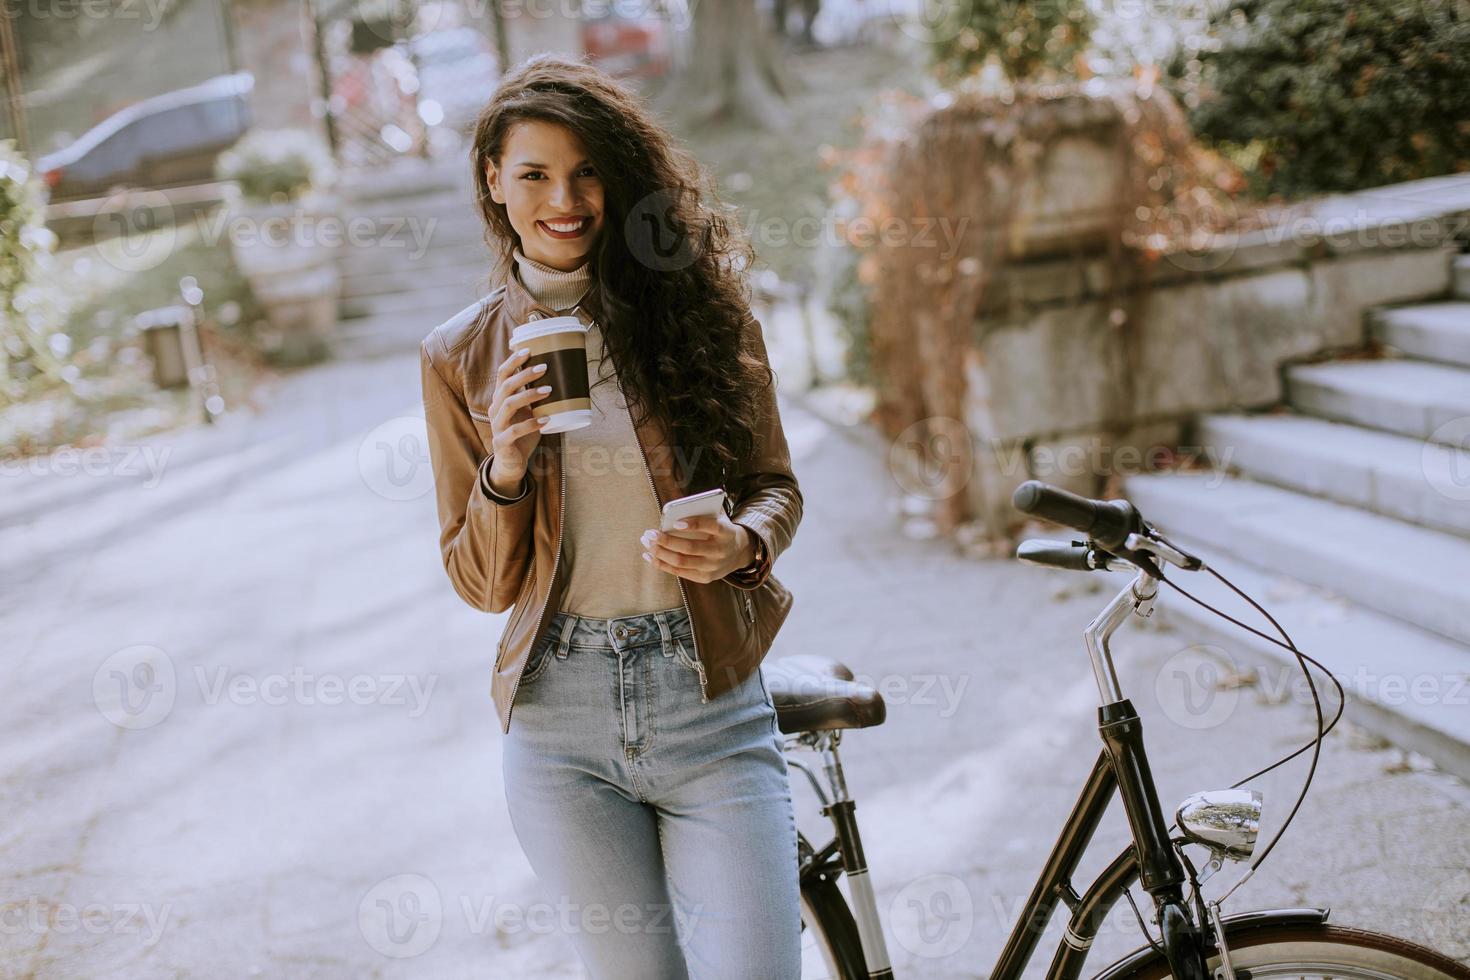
[799, 873, 867, 980]
[1122, 923, 1470, 979]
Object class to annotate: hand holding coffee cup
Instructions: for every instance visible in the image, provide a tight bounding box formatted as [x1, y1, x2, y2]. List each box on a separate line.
[509, 316, 592, 433]
[485, 346, 551, 496]
[486, 317, 593, 497]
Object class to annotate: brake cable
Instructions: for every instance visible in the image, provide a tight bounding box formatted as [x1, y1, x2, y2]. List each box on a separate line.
[1146, 527, 1346, 906]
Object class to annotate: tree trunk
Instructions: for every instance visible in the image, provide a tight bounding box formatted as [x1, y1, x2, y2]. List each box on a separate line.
[657, 0, 800, 132]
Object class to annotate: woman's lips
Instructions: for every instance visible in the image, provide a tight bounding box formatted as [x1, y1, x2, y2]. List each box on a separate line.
[538, 217, 590, 240]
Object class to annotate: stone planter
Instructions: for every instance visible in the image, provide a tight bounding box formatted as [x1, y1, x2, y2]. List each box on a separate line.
[983, 93, 1130, 262]
[227, 192, 342, 365]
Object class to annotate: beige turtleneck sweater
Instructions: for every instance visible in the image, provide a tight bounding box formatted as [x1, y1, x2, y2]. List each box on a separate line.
[511, 248, 685, 620]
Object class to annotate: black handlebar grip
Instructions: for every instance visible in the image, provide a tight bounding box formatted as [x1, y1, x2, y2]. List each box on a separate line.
[1016, 539, 1096, 571]
[1011, 480, 1141, 550]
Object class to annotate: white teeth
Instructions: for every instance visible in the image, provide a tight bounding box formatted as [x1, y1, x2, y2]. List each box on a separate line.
[544, 219, 586, 233]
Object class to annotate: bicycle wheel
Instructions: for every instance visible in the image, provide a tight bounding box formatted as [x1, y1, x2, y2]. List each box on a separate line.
[799, 874, 867, 980]
[1125, 923, 1470, 979]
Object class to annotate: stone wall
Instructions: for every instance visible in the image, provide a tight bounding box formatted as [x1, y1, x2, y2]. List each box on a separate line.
[961, 173, 1470, 532]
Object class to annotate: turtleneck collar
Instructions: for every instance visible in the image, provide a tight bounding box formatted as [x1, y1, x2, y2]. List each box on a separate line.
[512, 247, 593, 313]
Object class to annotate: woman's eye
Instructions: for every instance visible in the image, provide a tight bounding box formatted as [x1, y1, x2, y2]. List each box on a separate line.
[519, 169, 597, 180]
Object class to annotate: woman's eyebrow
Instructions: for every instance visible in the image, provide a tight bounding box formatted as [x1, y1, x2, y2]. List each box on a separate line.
[514, 159, 592, 168]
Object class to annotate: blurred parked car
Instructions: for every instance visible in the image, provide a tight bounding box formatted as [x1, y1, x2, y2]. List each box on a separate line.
[37, 73, 254, 203]
[583, 10, 671, 79]
[409, 27, 500, 131]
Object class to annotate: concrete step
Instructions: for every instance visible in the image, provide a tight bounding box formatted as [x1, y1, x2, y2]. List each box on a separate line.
[1125, 471, 1470, 648]
[1199, 414, 1470, 539]
[1371, 302, 1470, 367]
[1121, 526, 1470, 784]
[343, 191, 475, 224]
[1286, 359, 1470, 444]
[339, 281, 483, 321]
[338, 157, 467, 202]
[1454, 254, 1470, 300]
[339, 250, 490, 298]
[332, 301, 480, 360]
[332, 214, 484, 265]
[336, 241, 489, 279]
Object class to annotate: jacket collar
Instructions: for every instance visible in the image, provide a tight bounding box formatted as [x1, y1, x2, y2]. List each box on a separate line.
[500, 255, 604, 327]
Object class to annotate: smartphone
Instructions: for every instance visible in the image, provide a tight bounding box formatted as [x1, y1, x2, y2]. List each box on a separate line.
[661, 488, 728, 531]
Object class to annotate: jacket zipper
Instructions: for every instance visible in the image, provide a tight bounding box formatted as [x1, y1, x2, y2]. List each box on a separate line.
[503, 312, 567, 731]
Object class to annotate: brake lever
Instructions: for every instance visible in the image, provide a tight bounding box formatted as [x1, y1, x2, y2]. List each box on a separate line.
[1124, 531, 1205, 572]
[1074, 542, 1133, 573]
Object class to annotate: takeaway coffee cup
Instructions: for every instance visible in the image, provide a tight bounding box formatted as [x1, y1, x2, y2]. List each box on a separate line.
[510, 316, 592, 433]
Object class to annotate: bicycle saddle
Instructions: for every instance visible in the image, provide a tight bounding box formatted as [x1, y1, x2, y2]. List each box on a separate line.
[762, 655, 887, 734]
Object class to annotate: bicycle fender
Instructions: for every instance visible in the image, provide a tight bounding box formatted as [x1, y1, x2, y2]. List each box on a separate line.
[1091, 907, 1332, 980]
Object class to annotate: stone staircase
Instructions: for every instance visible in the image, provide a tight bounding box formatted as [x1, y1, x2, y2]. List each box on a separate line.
[1125, 254, 1470, 782]
[331, 160, 491, 360]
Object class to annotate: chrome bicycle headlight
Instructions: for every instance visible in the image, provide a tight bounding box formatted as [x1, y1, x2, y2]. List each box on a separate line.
[1175, 789, 1263, 860]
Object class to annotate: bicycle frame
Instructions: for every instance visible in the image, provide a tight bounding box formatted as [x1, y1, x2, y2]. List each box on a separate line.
[788, 568, 1213, 980]
[989, 568, 1209, 980]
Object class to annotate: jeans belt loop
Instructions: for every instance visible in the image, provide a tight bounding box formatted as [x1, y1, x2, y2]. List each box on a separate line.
[555, 613, 575, 660]
[653, 610, 675, 659]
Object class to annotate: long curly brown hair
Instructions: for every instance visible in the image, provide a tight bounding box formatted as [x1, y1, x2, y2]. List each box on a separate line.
[469, 54, 772, 494]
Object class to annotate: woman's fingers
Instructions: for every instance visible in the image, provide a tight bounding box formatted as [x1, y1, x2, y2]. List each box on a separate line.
[492, 350, 547, 407]
[644, 530, 712, 557]
[644, 547, 710, 580]
[493, 385, 551, 433]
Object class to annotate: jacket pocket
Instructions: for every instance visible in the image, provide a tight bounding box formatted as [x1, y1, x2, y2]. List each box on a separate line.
[496, 570, 537, 667]
[752, 573, 792, 653]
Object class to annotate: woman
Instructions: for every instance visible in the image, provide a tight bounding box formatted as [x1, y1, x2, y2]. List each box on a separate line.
[419, 54, 804, 979]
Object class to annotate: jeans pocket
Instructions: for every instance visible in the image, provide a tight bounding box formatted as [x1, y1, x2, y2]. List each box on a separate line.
[518, 630, 558, 686]
[669, 632, 702, 677]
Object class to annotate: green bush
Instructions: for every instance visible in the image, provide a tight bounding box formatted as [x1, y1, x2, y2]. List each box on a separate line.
[216, 128, 335, 203]
[0, 140, 69, 406]
[1170, 0, 1470, 198]
[826, 241, 872, 385]
[927, 0, 1095, 87]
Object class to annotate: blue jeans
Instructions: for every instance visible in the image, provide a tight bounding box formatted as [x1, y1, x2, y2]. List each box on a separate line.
[501, 604, 802, 980]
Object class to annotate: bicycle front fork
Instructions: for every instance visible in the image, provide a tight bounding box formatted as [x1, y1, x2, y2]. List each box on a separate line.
[787, 729, 896, 979]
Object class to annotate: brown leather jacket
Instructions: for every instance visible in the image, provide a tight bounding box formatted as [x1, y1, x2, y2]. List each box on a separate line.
[419, 269, 802, 733]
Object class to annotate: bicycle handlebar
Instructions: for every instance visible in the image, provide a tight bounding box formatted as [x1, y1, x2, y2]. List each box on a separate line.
[1011, 480, 1143, 552]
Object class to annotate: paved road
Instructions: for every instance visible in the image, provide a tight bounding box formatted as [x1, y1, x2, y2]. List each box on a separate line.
[2, 348, 1466, 979]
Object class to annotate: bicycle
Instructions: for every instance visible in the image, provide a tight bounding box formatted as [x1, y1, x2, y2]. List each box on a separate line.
[762, 479, 1470, 980]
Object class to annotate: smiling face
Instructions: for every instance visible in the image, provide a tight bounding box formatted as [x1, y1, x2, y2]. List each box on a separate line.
[485, 120, 605, 272]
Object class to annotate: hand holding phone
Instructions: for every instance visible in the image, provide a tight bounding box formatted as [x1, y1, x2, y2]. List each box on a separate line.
[661, 488, 728, 531]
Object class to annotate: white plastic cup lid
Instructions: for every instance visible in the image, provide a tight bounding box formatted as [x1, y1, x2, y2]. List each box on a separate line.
[511, 316, 586, 343]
